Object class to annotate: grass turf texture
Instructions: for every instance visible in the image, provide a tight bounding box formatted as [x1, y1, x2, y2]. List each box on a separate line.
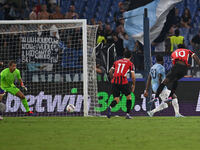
[0, 117, 200, 150]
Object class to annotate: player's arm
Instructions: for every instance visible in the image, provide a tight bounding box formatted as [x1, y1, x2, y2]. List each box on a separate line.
[109, 67, 115, 80]
[158, 73, 162, 85]
[17, 70, 27, 91]
[0, 72, 5, 83]
[18, 78, 27, 91]
[144, 74, 151, 97]
[192, 53, 200, 66]
[131, 71, 136, 93]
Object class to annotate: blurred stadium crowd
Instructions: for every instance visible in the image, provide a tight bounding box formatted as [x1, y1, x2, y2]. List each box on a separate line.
[0, 0, 200, 78]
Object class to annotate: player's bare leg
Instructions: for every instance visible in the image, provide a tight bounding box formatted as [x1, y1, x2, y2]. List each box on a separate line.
[15, 91, 33, 115]
[107, 97, 119, 118]
[125, 94, 132, 119]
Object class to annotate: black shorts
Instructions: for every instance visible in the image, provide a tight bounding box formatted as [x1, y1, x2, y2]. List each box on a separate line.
[112, 83, 131, 98]
[166, 63, 188, 81]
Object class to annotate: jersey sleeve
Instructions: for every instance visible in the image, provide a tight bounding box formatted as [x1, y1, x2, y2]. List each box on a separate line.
[0, 71, 5, 83]
[188, 49, 195, 57]
[16, 69, 22, 80]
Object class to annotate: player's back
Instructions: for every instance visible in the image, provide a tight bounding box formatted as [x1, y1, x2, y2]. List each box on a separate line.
[171, 48, 194, 66]
[111, 58, 134, 85]
[150, 63, 166, 93]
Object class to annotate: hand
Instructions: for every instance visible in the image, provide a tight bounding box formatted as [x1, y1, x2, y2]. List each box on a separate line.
[0, 62, 3, 66]
[21, 85, 27, 91]
[131, 85, 135, 93]
[144, 90, 148, 97]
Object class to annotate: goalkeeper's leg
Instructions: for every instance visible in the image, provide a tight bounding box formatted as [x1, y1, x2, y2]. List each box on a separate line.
[5, 87, 33, 115]
[15, 91, 33, 115]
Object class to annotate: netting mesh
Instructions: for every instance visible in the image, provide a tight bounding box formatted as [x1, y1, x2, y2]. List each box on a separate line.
[0, 20, 98, 117]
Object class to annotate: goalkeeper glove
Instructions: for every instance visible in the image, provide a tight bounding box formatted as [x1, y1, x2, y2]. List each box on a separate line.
[21, 82, 27, 91]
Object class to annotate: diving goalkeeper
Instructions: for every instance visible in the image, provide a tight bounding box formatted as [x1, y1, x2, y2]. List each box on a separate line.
[0, 61, 33, 115]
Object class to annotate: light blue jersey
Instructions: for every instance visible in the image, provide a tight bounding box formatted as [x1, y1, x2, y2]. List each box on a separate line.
[150, 63, 166, 93]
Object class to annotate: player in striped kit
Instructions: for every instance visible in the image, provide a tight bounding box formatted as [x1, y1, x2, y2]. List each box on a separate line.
[152, 44, 200, 112]
[107, 50, 136, 119]
[144, 55, 183, 117]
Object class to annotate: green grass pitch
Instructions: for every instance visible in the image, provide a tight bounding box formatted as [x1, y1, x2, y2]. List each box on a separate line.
[0, 116, 200, 150]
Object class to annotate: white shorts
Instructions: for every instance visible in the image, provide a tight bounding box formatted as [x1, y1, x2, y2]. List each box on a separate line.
[159, 89, 171, 102]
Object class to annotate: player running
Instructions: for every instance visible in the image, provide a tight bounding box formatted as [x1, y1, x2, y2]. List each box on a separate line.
[152, 44, 200, 107]
[144, 55, 183, 117]
[0, 61, 33, 116]
[107, 50, 136, 119]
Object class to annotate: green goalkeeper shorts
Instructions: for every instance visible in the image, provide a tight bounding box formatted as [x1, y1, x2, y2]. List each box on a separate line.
[3, 87, 20, 95]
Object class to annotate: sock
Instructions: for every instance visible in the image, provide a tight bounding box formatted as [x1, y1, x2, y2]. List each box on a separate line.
[169, 81, 178, 97]
[151, 102, 168, 114]
[155, 83, 165, 98]
[110, 100, 117, 108]
[126, 100, 132, 114]
[22, 98, 30, 112]
[172, 98, 179, 116]
[169, 90, 175, 98]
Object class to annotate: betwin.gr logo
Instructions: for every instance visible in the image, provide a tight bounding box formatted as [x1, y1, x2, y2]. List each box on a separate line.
[4, 88, 200, 114]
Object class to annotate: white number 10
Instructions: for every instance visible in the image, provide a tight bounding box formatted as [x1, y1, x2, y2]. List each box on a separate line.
[175, 51, 185, 57]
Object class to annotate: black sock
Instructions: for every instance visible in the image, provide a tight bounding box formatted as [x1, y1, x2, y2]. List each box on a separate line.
[155, 83, 165, 98]
[169, 81, 178, 97]
[169, 90, 175, 98]
[126, 100, 132, 113]
[110, 100, 117, 108]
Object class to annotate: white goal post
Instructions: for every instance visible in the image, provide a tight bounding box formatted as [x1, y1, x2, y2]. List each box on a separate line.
[0, 19, 99, 117]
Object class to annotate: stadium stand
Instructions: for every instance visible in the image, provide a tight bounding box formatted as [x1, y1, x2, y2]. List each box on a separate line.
[0, 0, 199, 77]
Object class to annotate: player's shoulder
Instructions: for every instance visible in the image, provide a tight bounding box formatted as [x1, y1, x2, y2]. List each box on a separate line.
[152, 63, 164, 70]
[14, 69, 20, 73]
[1, 68, 9, 73]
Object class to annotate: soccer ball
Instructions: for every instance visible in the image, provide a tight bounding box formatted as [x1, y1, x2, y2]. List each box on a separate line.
[66, 104, 75, 113]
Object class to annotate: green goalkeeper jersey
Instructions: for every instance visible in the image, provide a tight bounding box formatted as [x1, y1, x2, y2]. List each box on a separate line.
[0, 68, 21, 88]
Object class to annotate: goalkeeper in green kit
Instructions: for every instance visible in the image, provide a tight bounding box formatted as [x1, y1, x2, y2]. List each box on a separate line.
[1, 61, 34, 115]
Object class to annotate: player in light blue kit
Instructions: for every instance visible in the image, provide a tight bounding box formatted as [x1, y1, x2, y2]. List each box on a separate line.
[144, 55, 183, 117]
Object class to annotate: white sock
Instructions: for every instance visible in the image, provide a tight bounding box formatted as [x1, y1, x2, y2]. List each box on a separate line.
[172, 98, 180, 116]
[152, 102, 168, 114]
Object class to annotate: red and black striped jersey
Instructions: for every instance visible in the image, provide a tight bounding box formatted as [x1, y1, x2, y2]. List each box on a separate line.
[171, 49, 194, 66]
[111, 58, 135, 84]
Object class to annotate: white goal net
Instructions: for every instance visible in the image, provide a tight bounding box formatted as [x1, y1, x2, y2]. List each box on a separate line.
[0, 19, 99, 117]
